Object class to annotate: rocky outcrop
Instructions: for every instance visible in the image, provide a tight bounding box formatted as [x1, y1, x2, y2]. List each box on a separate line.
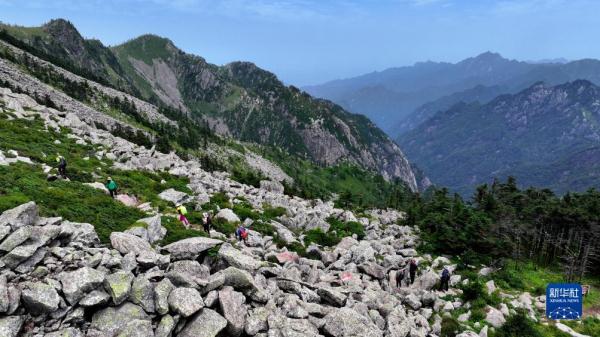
[0, 201, 464, 337]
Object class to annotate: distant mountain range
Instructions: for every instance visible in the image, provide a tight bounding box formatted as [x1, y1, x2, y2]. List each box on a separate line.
[397, 80, 600, 195]
[0, 19, 419, 189]
[303, 52, 600, 135]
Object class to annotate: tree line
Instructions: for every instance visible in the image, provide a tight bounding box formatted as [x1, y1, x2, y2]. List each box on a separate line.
[405, 177, 600, 279]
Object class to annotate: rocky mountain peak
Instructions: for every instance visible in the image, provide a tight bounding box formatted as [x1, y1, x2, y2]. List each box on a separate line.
[42, 18, 83, 42]
[224, 61, 280, 91]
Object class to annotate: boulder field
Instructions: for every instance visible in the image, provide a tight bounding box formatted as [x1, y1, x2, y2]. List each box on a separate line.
[0, 201, 465, 337]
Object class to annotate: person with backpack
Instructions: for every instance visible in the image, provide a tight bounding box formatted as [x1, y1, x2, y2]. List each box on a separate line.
[56, 154, 67, 178]
[409, 259, 418, 285]
[176, 204, 190, 228]
[440, 267, 450, 292]
[203, 212, 212, 233]
[396, 268, 406, 288]
[105, 177, 118, 199]
[235, 225, 249, 244]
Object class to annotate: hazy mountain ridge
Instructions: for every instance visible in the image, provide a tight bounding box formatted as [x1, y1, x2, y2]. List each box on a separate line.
[304, 52, 600, 135]
[0, 19, 419, 190]
[397, 80, 600, 195]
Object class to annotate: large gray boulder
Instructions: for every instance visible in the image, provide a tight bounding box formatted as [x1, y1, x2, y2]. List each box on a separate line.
[323, 308, 383, 337]
[1, 243, 40, 269]
[60, 267, 106, 305]
[317, 287, 347, 307]
[216, 208, 241, 223]
[0, 201, 38, 230]
[88, 303, 150, 337]
[0, 225, 10, 243]
[259, 180, 284, 194]
[218, 243, 262, 271]
[45, 328, 84, 337]
[115, 319, 154, 337]
[130, 275, 155, 313]
[271, 221, 298, 244]
[0, 226, 32, 252]
[0, 315, 24, 337]
[245, 307, 270, 335]
[154, 278, 175, 315]
[404, 293, 422, 311]
[79, 290, 111, 307]
[168, 287, 204, 317]
[221, 267, 260, 292]
[0, 275, 8, 313]
[138, 215, 166, 243]
[165, 260, 209, 287]
[268, 314, 321, 337]
[21, 282, 60, 315]
[413, 271, 439, 290]
[109, 232, 153, 256]
[386, 307, 410, 337]
[59, 221, 99, 246]
[178, 308, 228, 337]
[162, 237, 222, 260]
[158, 188, 191, 205]
[358, 263, 386, 280]
[104, 271, 134, 305]
[485, 306, 506, 328]
[155, 315, 176, 337]
[219, 286, 247, 337]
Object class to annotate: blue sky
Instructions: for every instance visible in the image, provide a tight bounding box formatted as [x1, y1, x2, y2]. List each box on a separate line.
[0, 0, 599, 86]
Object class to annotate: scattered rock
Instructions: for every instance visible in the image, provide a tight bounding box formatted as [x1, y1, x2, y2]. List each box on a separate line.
[168, 287, 204, 317]
[178, 308, 228, 337]
[216, 208, 241, 223]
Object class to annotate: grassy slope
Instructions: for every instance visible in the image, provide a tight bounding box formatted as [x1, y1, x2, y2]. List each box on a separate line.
[0, 110, 194, 242]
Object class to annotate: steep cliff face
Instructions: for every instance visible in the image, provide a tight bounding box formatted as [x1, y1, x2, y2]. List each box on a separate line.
[0, 21, 419, 190]
[398, 80, 600, 194]
[111, 36, 418, 189]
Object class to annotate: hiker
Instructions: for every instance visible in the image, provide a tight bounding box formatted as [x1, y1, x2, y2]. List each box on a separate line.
[105, 177, 118, 199]
[396, 268, 406, 288]
[440, 267, 450, 292]
[235, 225, 249, 244]
[56, 154, 67, 178]
[176, 204, 190, 228]
[409, 259, 418, 285]
[203, 212, 212, 233]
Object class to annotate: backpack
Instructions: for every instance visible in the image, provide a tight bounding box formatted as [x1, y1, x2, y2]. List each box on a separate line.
[107, 181, 117, 191]
[178, 206, 188, 215]
[442, 269, 450, 279]
[59, 157, 66, 167]
[396, 269, 405, 283]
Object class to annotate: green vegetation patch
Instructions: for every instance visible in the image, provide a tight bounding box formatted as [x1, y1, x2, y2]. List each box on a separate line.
[304, 217, 365, 247]
[0, 162, 144, 242]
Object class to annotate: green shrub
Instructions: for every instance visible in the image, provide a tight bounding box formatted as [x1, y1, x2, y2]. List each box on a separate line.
[327, 217, 365, 240]
[470, 306, 485, 322]
[158, 216, 207, 245]
[495, 268, 526, 290]
[207, 192, 232, 210]
[212, 217, 236, 235]
[233, 201, 259, 221]
[262, 204, 287, 219]
[581, 317, 600, 336]
[440, 316, 460, 337]
[305, 228, 341, 247]
[250, 220, 275, 237]
[461, 279, 486, 303]
[495, 311, 543, 337]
